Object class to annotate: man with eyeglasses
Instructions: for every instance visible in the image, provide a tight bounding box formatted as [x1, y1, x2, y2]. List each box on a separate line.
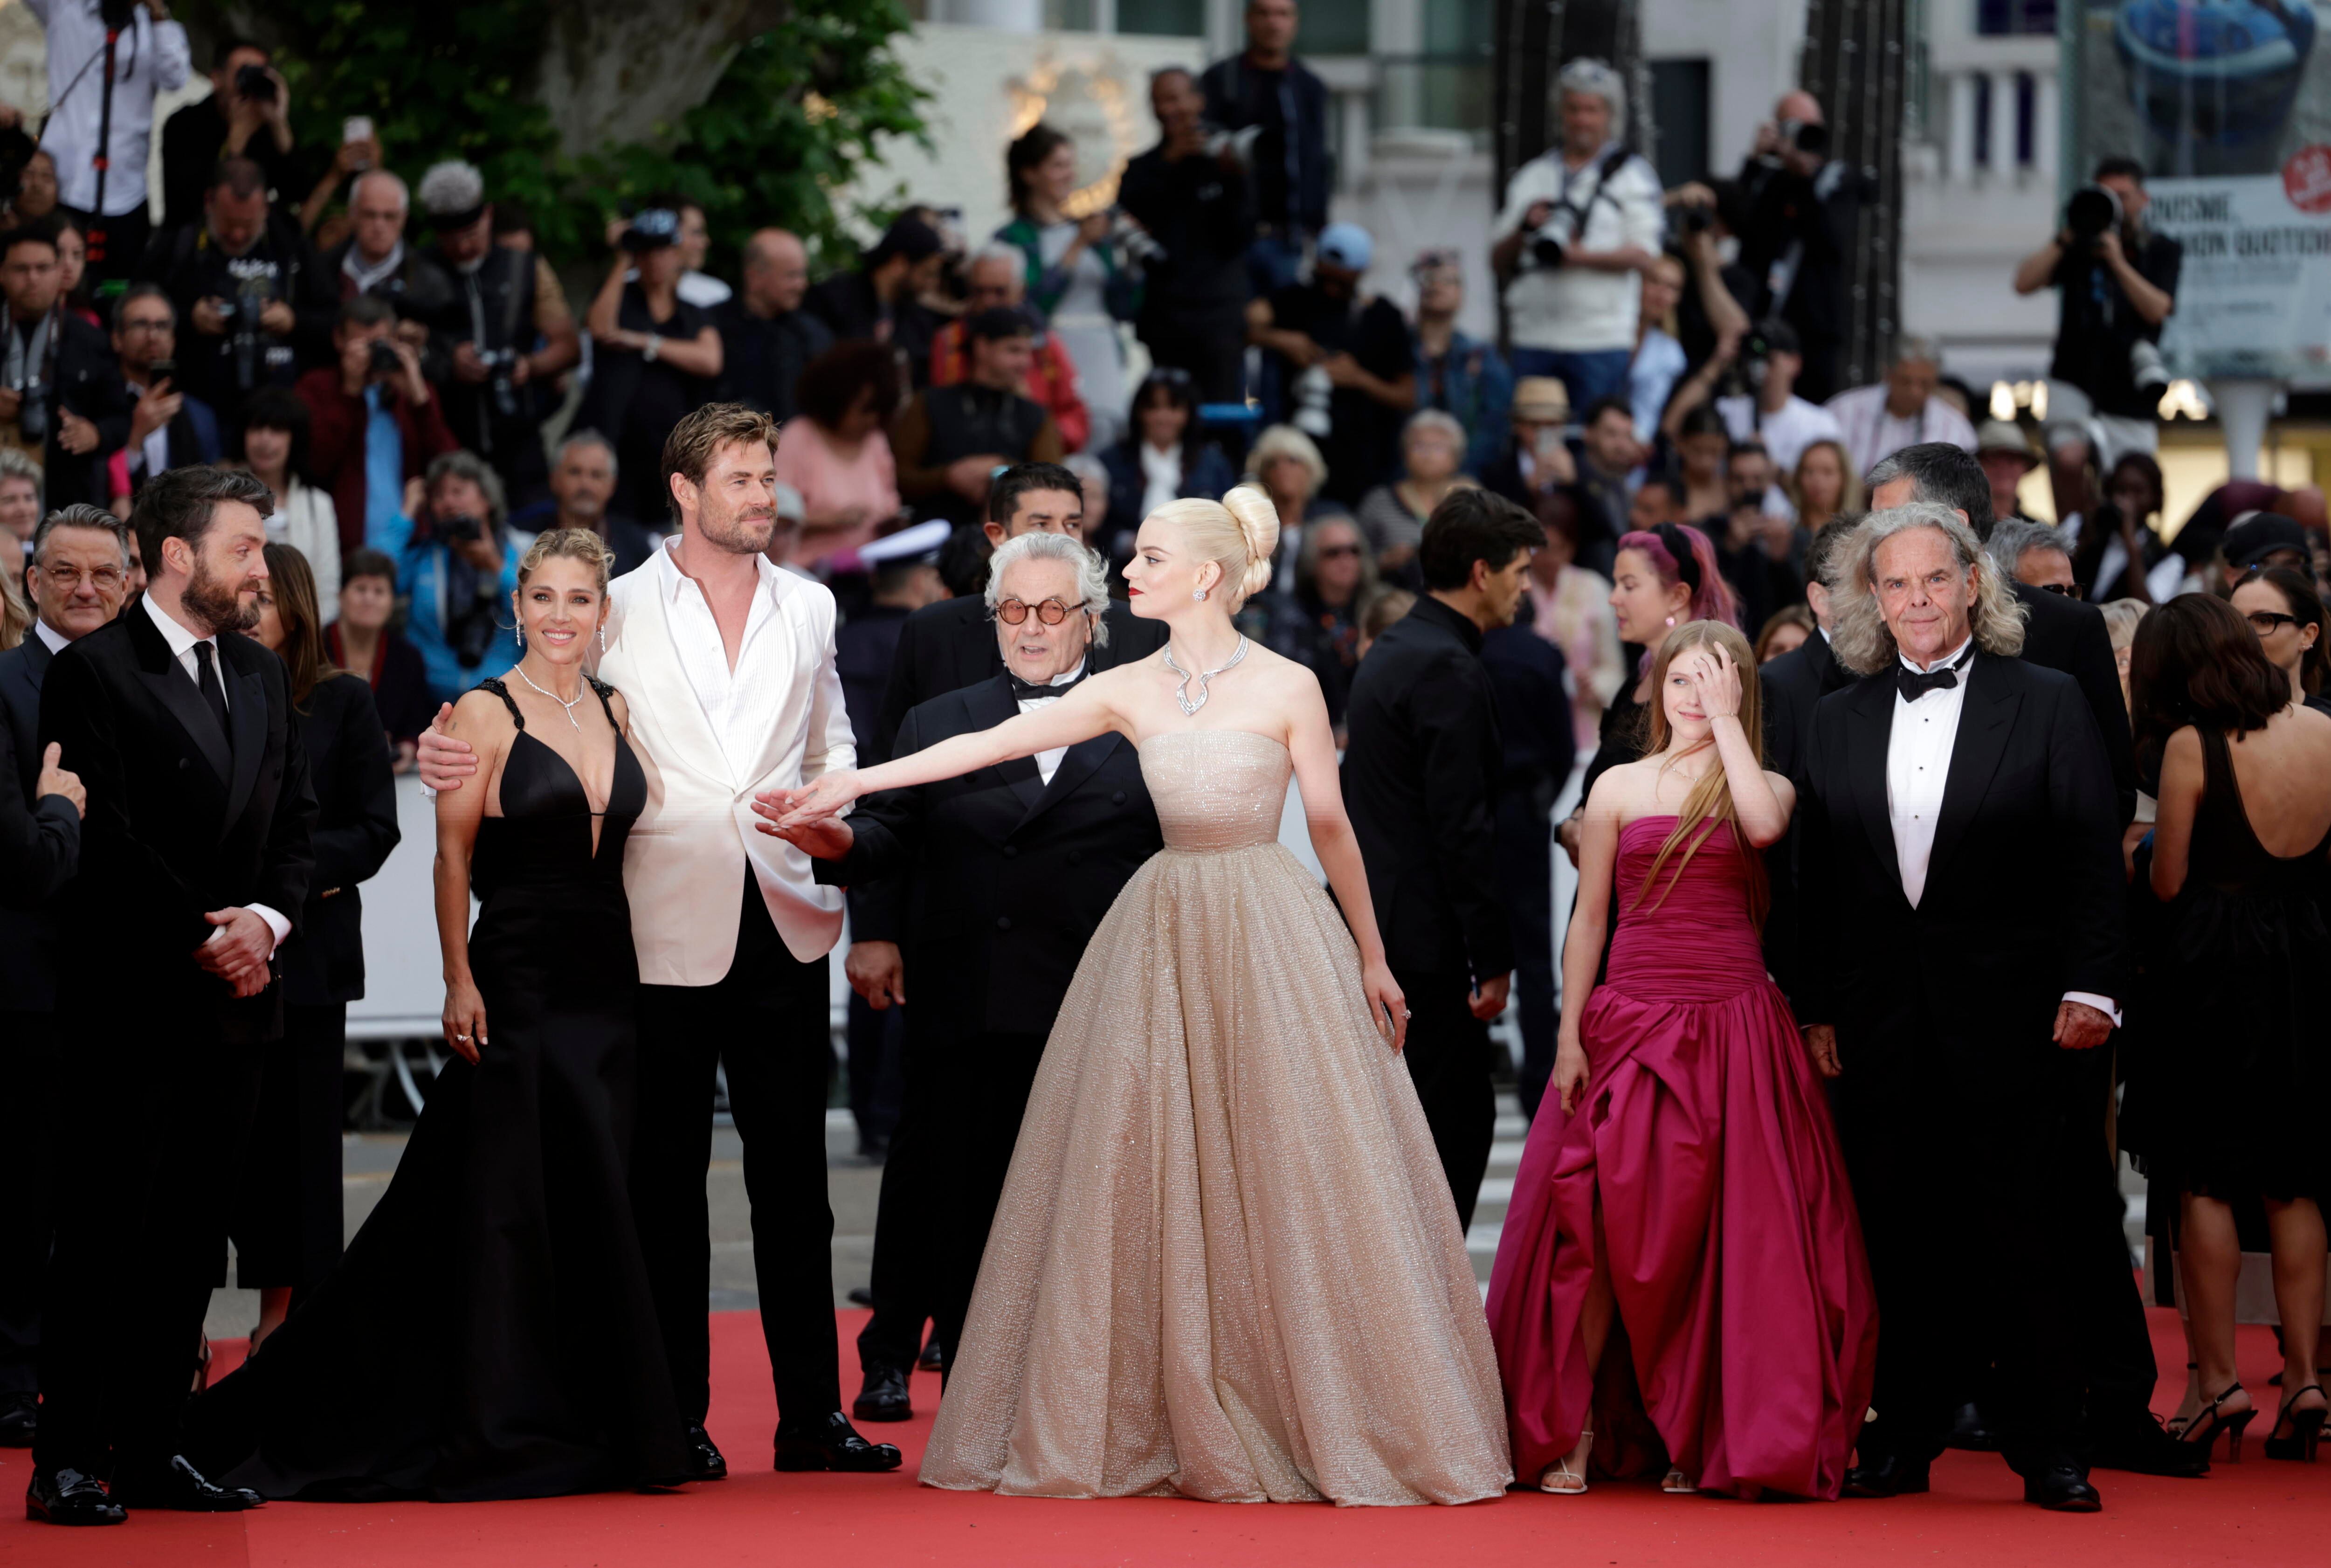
[0, 502, 126, 1449]
[1988, 519, 2081, 601]
[760, 528, 1165, 1422]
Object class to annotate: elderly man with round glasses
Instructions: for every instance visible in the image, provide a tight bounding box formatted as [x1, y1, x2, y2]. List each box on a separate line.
[762, 528, 1164, 1423]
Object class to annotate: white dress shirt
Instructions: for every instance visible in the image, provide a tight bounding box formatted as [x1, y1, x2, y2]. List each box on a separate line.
[649, 538, 799, 782]
[1015, 660, 1086, 786]
[140, 594, 291, 953]
[28, 0, 191, 217]
[1824, 383, 1979, 477]
[1716, 392, 1846, 476]
[34, 618, 68, 655]
[1887, 634, 2117, 1021]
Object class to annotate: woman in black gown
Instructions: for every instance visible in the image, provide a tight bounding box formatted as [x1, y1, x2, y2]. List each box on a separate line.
[186, 529, 688, 1499]
[2125, 594, 2331, 1464]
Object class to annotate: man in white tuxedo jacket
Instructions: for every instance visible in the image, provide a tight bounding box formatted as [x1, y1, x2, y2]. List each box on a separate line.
[421, 404, 901, 1478]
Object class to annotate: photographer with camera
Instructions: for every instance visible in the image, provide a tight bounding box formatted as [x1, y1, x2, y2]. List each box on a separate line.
[1247, 222, 1414, 507]
[28, 0, 189, 285]
[372, 448, 519, 705]
[1117, 66, 1256, 405]
[0, 223, 127, 509]
[159, 36, 296, 234]
[2013, 157, 2180, 468]
[1490, 57, 1665, 417]
[295, 294, 456, 555]
[579, 204, 724, 524]
[139, 155, 335, 434]
[105, 283, 219, 510]
[415, 160, 581, 514]
[1734, 91, 1869, 404]
[1200, 0, 1329, 296]
[1680, 317, 1841, 477]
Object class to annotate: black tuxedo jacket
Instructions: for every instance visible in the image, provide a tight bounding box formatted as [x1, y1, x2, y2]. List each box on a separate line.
[0, 633, 72, 1011]
[1758, 629, 1857, 1000]
[0, 652, 76, 913]
[279, 673, 400, 1008]
[870, 594, 1167, 766]
[39, 605, 317, 1040]
[814, 674, 1161, 1041]
[1795, 652, 2123, 1093]
[1339, 593, 1512, 979]
[2007, 577, 2137, 826]
[39, 313, 134, 510]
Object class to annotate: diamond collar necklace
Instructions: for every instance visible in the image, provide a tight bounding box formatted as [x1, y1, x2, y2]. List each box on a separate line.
[1162, 636, 1248, 717]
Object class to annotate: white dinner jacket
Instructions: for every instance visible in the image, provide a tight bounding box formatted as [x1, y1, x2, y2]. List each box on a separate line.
[599, 548, 854, 983]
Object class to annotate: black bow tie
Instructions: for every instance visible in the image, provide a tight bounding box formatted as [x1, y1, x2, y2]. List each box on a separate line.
[1896, 649, 1972, 703]
[1009, 670, 1085, 702]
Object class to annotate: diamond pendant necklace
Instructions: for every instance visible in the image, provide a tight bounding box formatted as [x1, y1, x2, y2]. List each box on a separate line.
[1163, 635, 1248, 717]
[515, 662, 587, 731]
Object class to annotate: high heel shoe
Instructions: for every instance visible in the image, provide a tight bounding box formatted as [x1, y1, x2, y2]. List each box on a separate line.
[1539, 1425, 1593, 1494]
[2180, 1383, 2255, 1462]
[2264, 1385, 2326, 1462]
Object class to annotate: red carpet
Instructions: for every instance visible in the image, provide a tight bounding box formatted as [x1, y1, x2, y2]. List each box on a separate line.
[3, 1307, 2325, 1567]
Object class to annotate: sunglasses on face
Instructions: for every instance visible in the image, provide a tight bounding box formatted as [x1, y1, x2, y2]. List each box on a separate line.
[2038, 582, 2084, 599]
[995, 596, 1079, 626]
[1316, 544, 1362, 560]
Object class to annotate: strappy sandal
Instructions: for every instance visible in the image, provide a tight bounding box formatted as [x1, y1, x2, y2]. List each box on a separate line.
[1539, 1425, 1593, 1494]
[2264, 1384, 2327, 1462]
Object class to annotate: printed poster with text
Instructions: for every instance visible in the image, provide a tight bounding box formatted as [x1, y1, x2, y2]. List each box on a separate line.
[2078, 1, 2331, 379]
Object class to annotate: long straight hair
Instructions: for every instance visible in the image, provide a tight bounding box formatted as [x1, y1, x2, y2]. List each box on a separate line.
[1630, 619, 1770, 925]
[261, 541, 333, 710]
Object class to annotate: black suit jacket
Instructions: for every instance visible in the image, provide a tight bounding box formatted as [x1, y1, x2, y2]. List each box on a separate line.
[38, 313, 134, 509]
[0, 655, 77, 911]
[1795, 653, 2124, 1095]
[814, 675, 1162, 1041]
[871, 594, 1167, 767]
[2007, 577, 2137, 826]
[1340, 594, 1513, 979]
[1758, 629, 1857, 999]
[39, 605, 317, 1040]
[280, 673, 400, 1008]
[0, 633, 73, 1011]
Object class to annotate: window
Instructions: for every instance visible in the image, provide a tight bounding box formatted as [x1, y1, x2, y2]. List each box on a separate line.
[1649, 58, 1712, 188]
[1976, 0, 2056, 36]
[1297, 0, 1371, 56]
[1117, 0, 1205, 36]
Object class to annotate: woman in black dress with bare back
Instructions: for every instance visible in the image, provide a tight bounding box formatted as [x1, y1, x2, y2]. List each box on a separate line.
[186, 529, 688, 1499]
[2126, 594, 2331, 1466]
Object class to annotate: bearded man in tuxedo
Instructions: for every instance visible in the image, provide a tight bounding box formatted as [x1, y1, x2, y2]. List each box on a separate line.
[1794, 502, 2121, 1512]
[29, 467, 316, 1525]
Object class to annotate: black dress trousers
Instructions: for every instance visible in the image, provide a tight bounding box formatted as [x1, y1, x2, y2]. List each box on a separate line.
[1391, 966, 1497, 1232]
[0, 1013, 58, 1397]
[631, 870, 840, 1431]
[928, 1029, 1048, 1375]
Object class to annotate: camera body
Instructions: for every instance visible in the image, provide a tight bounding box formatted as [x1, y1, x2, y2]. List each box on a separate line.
[367, 339, 402, 378]
[476, 346, 523, 420]
[2065, 184, 2124, 247]
[1777, 118, 1829, 159]
[621, 208, 681, 254]
[234, 63, 277, 105]
[439, 513, 486, 545]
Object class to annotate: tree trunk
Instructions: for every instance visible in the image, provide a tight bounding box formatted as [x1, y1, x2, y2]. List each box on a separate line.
[537, 0, 794, 159]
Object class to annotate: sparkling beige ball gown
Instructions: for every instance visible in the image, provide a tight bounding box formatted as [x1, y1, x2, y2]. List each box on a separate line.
[919, 730, 1512, 1506]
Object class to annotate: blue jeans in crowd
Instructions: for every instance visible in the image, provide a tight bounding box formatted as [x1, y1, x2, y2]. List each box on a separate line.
[1511, 347, 1633, 418]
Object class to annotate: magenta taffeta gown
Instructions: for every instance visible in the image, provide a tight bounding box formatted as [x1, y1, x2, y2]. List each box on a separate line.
[1486, 817, 1878, 1498]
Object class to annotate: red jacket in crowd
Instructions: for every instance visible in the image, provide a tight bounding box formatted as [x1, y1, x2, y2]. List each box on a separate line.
[295, 368, 462, 555]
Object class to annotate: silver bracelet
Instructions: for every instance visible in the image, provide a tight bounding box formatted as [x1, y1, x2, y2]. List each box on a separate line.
[641, 333, 659, 364]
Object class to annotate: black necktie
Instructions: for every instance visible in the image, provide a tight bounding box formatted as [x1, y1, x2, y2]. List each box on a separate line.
[1009, 670, 1085, 702]
[193, 641, 230, 740]
[1896, 647, 1971, 703]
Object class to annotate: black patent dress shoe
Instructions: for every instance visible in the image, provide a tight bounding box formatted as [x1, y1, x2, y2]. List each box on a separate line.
[2023, 1464, 2103, 1512]
[1843, 1452, 1931, 1497]
[1945, 1401, 2000, 1451]
[682, 1422, 728, 1480]
[0, 1391, 35, 1446]
[24, 1467, 125, 1526]
[917, 1336, 947, 1373]
[853, 1366, 912, 1423]
[773, 1412, 903, 1472]
[2089, 1413, 2210, 1477]
[110, 1455, 265, 1512]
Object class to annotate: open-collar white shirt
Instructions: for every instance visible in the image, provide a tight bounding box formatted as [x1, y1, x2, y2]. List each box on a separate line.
[648, 536, 795, 781]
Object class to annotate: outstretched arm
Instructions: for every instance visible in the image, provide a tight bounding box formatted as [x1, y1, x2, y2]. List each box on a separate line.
[760, 671, 1131, 827]
[1285, 673, 1407, 1050]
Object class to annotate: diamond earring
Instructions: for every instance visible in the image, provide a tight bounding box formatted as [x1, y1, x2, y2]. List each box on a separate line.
[1193, 588, 1207, 601]
[516, 622, 524, 650]
[598, 623, 607, 653]
[1664, 615, 1676, 628]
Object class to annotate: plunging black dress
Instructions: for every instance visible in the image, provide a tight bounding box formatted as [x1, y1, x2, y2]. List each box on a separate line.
[186, 677, 689, 1500]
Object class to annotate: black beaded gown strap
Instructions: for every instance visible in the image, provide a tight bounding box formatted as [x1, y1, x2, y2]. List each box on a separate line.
[183, 675, 687, 1501]
[2124, 725, 2331, 1205]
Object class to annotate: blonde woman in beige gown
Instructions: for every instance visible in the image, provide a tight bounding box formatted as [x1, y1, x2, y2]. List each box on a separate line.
[764, 487, 1510, 1506]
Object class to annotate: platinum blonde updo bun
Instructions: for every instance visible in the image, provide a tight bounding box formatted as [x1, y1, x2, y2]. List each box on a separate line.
[1148, 487, 1280, 611]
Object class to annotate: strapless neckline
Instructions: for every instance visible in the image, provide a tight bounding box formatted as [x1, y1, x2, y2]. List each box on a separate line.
[1135, 730, 1292, 855]
[1136, 729, 1290, 756]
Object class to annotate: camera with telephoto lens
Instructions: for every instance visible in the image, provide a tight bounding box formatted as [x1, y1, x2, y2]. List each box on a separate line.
[1108, 207, 1165, 267]
[2066, 184, 2123, 246]
[235, 63, 277, 104]
[476, 346, 523, 421]
[367, 339, 401, 378]
[229, 277, 271, 393]
[620, 207, 680, 253]
[1778, 118, 1829, 158]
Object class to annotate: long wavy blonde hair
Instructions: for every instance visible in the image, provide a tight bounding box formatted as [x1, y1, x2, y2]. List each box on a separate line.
[1827, 502, 2027, 677]
[1631, 618, 1770, 926]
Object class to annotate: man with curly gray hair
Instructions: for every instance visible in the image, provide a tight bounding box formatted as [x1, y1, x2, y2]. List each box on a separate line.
[1793, 500, 2124, 1513]
[767, 523, 1162, 1423]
